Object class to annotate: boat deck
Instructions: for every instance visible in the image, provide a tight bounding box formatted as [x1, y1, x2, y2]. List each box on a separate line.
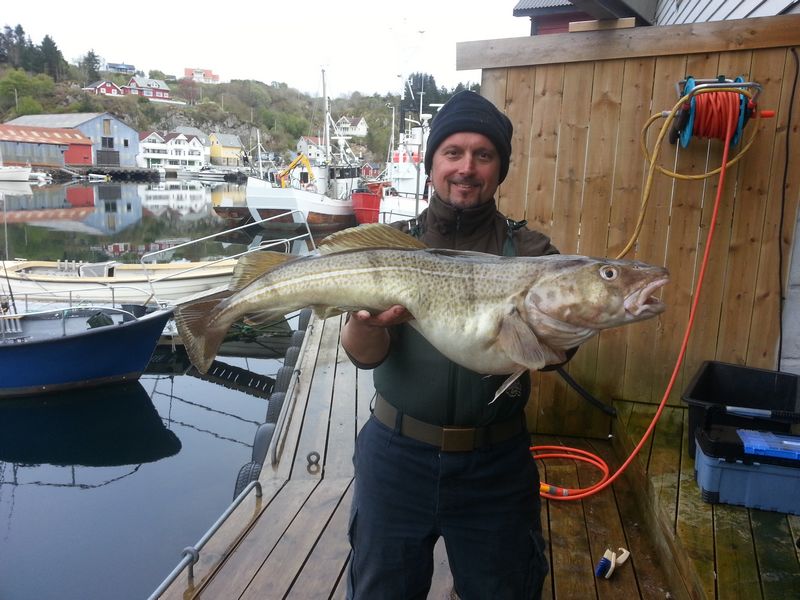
[158, 314, 800, 599]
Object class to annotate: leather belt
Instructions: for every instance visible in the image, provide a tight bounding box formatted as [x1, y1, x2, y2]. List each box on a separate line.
[372, 394, 526, 452]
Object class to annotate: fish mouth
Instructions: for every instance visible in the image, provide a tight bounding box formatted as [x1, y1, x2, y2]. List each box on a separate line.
[624, 278, 669, 317]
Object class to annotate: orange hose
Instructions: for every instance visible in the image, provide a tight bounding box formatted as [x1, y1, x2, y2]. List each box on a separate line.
[534, 90, 741, 501]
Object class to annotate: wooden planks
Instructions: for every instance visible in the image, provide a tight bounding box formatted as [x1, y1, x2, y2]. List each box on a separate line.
[613, 399, 800, 600]
[471, 16, 800, 440]
[457, 15, 800, 71]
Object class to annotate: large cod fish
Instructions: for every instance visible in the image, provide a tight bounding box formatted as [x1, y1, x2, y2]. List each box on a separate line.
[175, 223, 669, 392]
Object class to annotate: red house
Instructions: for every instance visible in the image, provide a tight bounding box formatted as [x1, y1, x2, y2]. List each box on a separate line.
[82, 80, 124, 96]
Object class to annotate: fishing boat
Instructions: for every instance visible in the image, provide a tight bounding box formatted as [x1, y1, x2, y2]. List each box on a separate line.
[245, 71, 360, 230]
[0, 304, 173, 398]
[0, 164, 32, 182]
[0, 258, 236, 304]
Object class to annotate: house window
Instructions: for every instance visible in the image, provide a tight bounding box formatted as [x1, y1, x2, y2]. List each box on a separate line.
[102, 137, 114, 149]
[123, 139, 129, 148]
[103, 119, 111, 135]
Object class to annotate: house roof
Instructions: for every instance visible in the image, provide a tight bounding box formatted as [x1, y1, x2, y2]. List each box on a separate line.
[7, 112, 108, 128]
[84, 80, 121, 89]
[164, 132, 200, 143]
[514, 0, 573, 11]
[174, 126, 210, 145]
[128, 76, 170, 90]
[0, 123, 93, 145]
[211, 133, 243, 147]
[139, 130, 164, 141]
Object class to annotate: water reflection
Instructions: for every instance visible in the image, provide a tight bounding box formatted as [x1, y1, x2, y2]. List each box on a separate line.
[0, 180, 248, 262]
[0, 382, 181, 468]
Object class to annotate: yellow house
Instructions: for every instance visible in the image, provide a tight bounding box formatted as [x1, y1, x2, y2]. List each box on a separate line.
[209, 132, 244, 166]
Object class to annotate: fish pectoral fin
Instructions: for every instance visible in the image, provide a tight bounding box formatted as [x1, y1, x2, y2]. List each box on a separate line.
[318, 223, 427, 254]
[497, 310, 548, 371]
[230, 251, 294, 291]
[491, 369, 528, 404]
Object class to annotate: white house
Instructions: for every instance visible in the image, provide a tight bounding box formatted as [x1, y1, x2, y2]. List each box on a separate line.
[334, 116, 368, 138]
[138, 131, 206, 171]
[297, 136, 326, 163]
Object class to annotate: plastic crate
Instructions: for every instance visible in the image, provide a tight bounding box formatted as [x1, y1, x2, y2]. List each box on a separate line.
[694, 426, 800, 515]
[682, 361, 799, 458]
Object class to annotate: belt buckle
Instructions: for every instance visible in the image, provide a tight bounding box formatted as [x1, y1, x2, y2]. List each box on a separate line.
[440, 427, 475, 452]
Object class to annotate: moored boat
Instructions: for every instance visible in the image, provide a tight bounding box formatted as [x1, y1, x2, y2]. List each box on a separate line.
[0, 164, 32, 182]
[0, 258, 236, 304]
[0, 304, 173, 398]
[245, 70, 361, 231]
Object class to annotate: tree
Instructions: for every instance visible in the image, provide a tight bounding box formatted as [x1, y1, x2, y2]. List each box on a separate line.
[39, 35, 67, 82]
[79, 49, 101, 83]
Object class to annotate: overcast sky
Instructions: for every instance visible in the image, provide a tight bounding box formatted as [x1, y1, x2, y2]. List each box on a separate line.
[3, 1, 530, 97]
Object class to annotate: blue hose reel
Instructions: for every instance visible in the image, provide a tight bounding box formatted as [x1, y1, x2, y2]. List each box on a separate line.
[670, 76, 756, 148]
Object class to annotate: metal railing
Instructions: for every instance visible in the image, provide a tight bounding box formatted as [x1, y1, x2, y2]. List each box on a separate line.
[147, 480, 263, 600]
[139, 210, 316, 301]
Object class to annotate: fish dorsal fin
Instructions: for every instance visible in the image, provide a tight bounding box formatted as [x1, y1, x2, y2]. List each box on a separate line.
[318, 223, 427, 255]
[230, 251, 294, 291]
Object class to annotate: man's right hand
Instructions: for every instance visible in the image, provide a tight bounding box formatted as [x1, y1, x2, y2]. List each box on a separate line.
[341, 305, 413, 366]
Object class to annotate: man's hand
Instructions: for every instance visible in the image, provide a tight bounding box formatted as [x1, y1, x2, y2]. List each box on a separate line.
[341, 305, 413, 366]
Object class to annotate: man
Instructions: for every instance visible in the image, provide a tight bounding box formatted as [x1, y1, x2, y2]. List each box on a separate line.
[342, 90, 561, 599]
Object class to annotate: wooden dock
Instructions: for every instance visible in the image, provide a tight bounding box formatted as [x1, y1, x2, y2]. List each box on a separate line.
[158, 314, 800, 599]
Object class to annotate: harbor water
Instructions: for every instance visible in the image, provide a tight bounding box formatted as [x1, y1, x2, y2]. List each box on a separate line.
[0, 180, 301, 599]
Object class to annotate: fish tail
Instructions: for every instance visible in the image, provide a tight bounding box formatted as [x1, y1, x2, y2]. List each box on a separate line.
[174, 298, 229, 374]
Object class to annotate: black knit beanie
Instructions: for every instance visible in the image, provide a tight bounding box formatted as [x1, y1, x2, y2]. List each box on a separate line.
[424, 90, 513, 183]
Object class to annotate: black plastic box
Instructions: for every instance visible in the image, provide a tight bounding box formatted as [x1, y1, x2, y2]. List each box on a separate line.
[682, 361, 800, 458]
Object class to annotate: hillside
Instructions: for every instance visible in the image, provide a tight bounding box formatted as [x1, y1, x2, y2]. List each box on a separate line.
[0, 24, 478, 164]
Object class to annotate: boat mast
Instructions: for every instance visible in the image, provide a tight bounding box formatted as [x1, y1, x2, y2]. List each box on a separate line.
[322, 68, 331, 195]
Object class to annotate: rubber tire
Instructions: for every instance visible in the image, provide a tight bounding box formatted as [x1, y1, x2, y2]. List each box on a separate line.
[251, 422, 276, 462]
[266, 392, 286, 423]
[284, 346, 301, 368]
[233, 461, 262, 499]
[290, 329, 305, 346]
[273, 365, 294, 393]
[297, 308, 312, 331]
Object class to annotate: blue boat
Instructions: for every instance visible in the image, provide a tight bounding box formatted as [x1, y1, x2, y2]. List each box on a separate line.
[0, 304, 173, 398]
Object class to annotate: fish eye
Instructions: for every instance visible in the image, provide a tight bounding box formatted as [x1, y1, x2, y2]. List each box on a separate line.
[599, 265, 619, 281]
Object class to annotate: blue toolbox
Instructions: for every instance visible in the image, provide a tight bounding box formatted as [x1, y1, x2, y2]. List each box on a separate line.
[694, 426, 800, 515]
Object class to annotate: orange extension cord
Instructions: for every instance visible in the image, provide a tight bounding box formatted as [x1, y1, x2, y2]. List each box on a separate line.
[533, 90, 744, 501]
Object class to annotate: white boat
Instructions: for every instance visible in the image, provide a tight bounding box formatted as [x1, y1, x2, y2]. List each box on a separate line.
[387, 112, 431, 198]
[245, 71, 360, 230]
[246, 175, 357, 229]
[179, 166, 229, 182]
[0, 165, 32, 182]
[0, 258, 236, 305]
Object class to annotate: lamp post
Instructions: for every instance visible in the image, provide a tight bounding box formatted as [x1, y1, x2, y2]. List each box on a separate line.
[385, 103, 395, 164]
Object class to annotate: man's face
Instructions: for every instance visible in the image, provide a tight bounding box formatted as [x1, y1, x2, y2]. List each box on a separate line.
[429, 132, 501, 209]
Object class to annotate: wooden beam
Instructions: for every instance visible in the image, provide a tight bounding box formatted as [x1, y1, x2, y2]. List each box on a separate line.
[568, 17, 636, 32]
[457, 14, 800, 71]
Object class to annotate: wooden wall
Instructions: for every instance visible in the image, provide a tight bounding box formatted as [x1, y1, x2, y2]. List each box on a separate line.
[458, 15, 800, 436]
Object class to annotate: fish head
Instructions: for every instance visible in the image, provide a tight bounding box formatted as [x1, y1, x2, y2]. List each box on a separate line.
[523, 256, 669, 330]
